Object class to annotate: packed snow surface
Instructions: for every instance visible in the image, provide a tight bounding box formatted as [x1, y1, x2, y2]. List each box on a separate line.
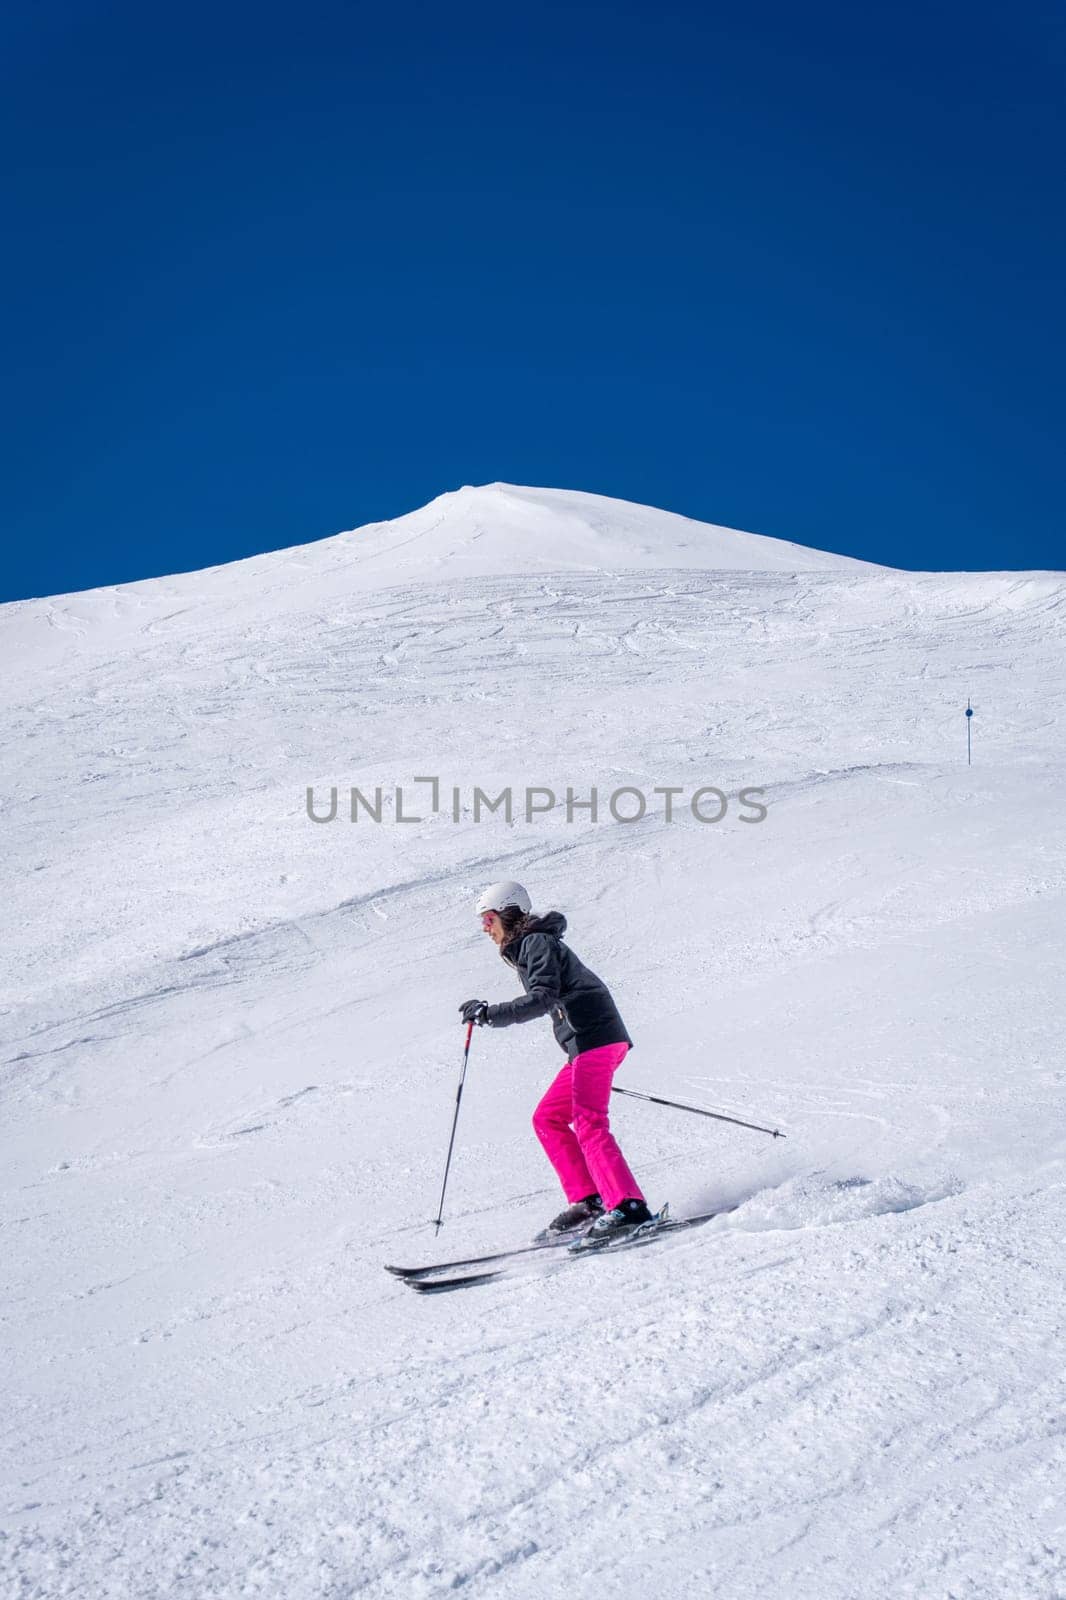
[1, 484, 1063, 1599]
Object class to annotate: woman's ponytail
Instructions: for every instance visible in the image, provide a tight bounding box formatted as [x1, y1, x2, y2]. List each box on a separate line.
[496, 905, 536, 946]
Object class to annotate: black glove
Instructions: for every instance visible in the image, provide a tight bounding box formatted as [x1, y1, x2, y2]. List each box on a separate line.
[459, 998, 490, 1025]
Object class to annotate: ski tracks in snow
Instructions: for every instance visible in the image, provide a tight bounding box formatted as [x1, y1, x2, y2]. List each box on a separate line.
[2, 1180, 1059, 1600]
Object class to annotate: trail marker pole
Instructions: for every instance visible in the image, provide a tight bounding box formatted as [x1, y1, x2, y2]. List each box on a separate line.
[966, 699, 973, 766]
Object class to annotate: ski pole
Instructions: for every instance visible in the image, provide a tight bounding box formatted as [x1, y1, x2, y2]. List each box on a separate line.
[611, 1084, 786, 1139]
[434, 1021, 476, 1229]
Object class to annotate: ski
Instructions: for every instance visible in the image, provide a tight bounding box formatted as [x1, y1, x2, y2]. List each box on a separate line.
[408, 1269, 505, 1295]
[395, 1204, 735, 1292]
[384, 1221, 594, 1282]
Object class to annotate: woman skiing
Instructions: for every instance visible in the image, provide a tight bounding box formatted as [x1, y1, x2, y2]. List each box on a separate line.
[459, 879, 652, 1242]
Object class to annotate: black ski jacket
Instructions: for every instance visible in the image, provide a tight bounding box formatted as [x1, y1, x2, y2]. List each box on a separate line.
[486, 911, 633, 1060]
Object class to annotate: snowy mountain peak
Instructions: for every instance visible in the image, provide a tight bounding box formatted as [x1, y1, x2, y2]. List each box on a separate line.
[1, 482, 885, 678]
[339, 481, 887, 579]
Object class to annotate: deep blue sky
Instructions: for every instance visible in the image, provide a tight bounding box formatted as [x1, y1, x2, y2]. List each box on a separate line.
[2, 1, 1063, 600]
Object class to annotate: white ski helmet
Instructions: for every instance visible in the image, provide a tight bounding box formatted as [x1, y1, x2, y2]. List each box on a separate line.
[475, 879, 531, 917]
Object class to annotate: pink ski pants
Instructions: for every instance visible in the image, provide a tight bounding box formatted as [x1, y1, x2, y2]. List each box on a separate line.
[531, 1041, 644, 1211]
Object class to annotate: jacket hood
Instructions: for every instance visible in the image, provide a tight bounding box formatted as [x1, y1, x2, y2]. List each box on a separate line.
[500, 909, 567, 963]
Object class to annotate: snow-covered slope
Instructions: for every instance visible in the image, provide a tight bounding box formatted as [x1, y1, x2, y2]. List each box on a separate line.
[1, 483, 879, 681]
[2, 487, 1064, 1599]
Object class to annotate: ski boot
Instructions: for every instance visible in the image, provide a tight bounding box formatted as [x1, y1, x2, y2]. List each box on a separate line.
[534, 1194, 604, 1243]
[568, 1197, 654, 1251]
